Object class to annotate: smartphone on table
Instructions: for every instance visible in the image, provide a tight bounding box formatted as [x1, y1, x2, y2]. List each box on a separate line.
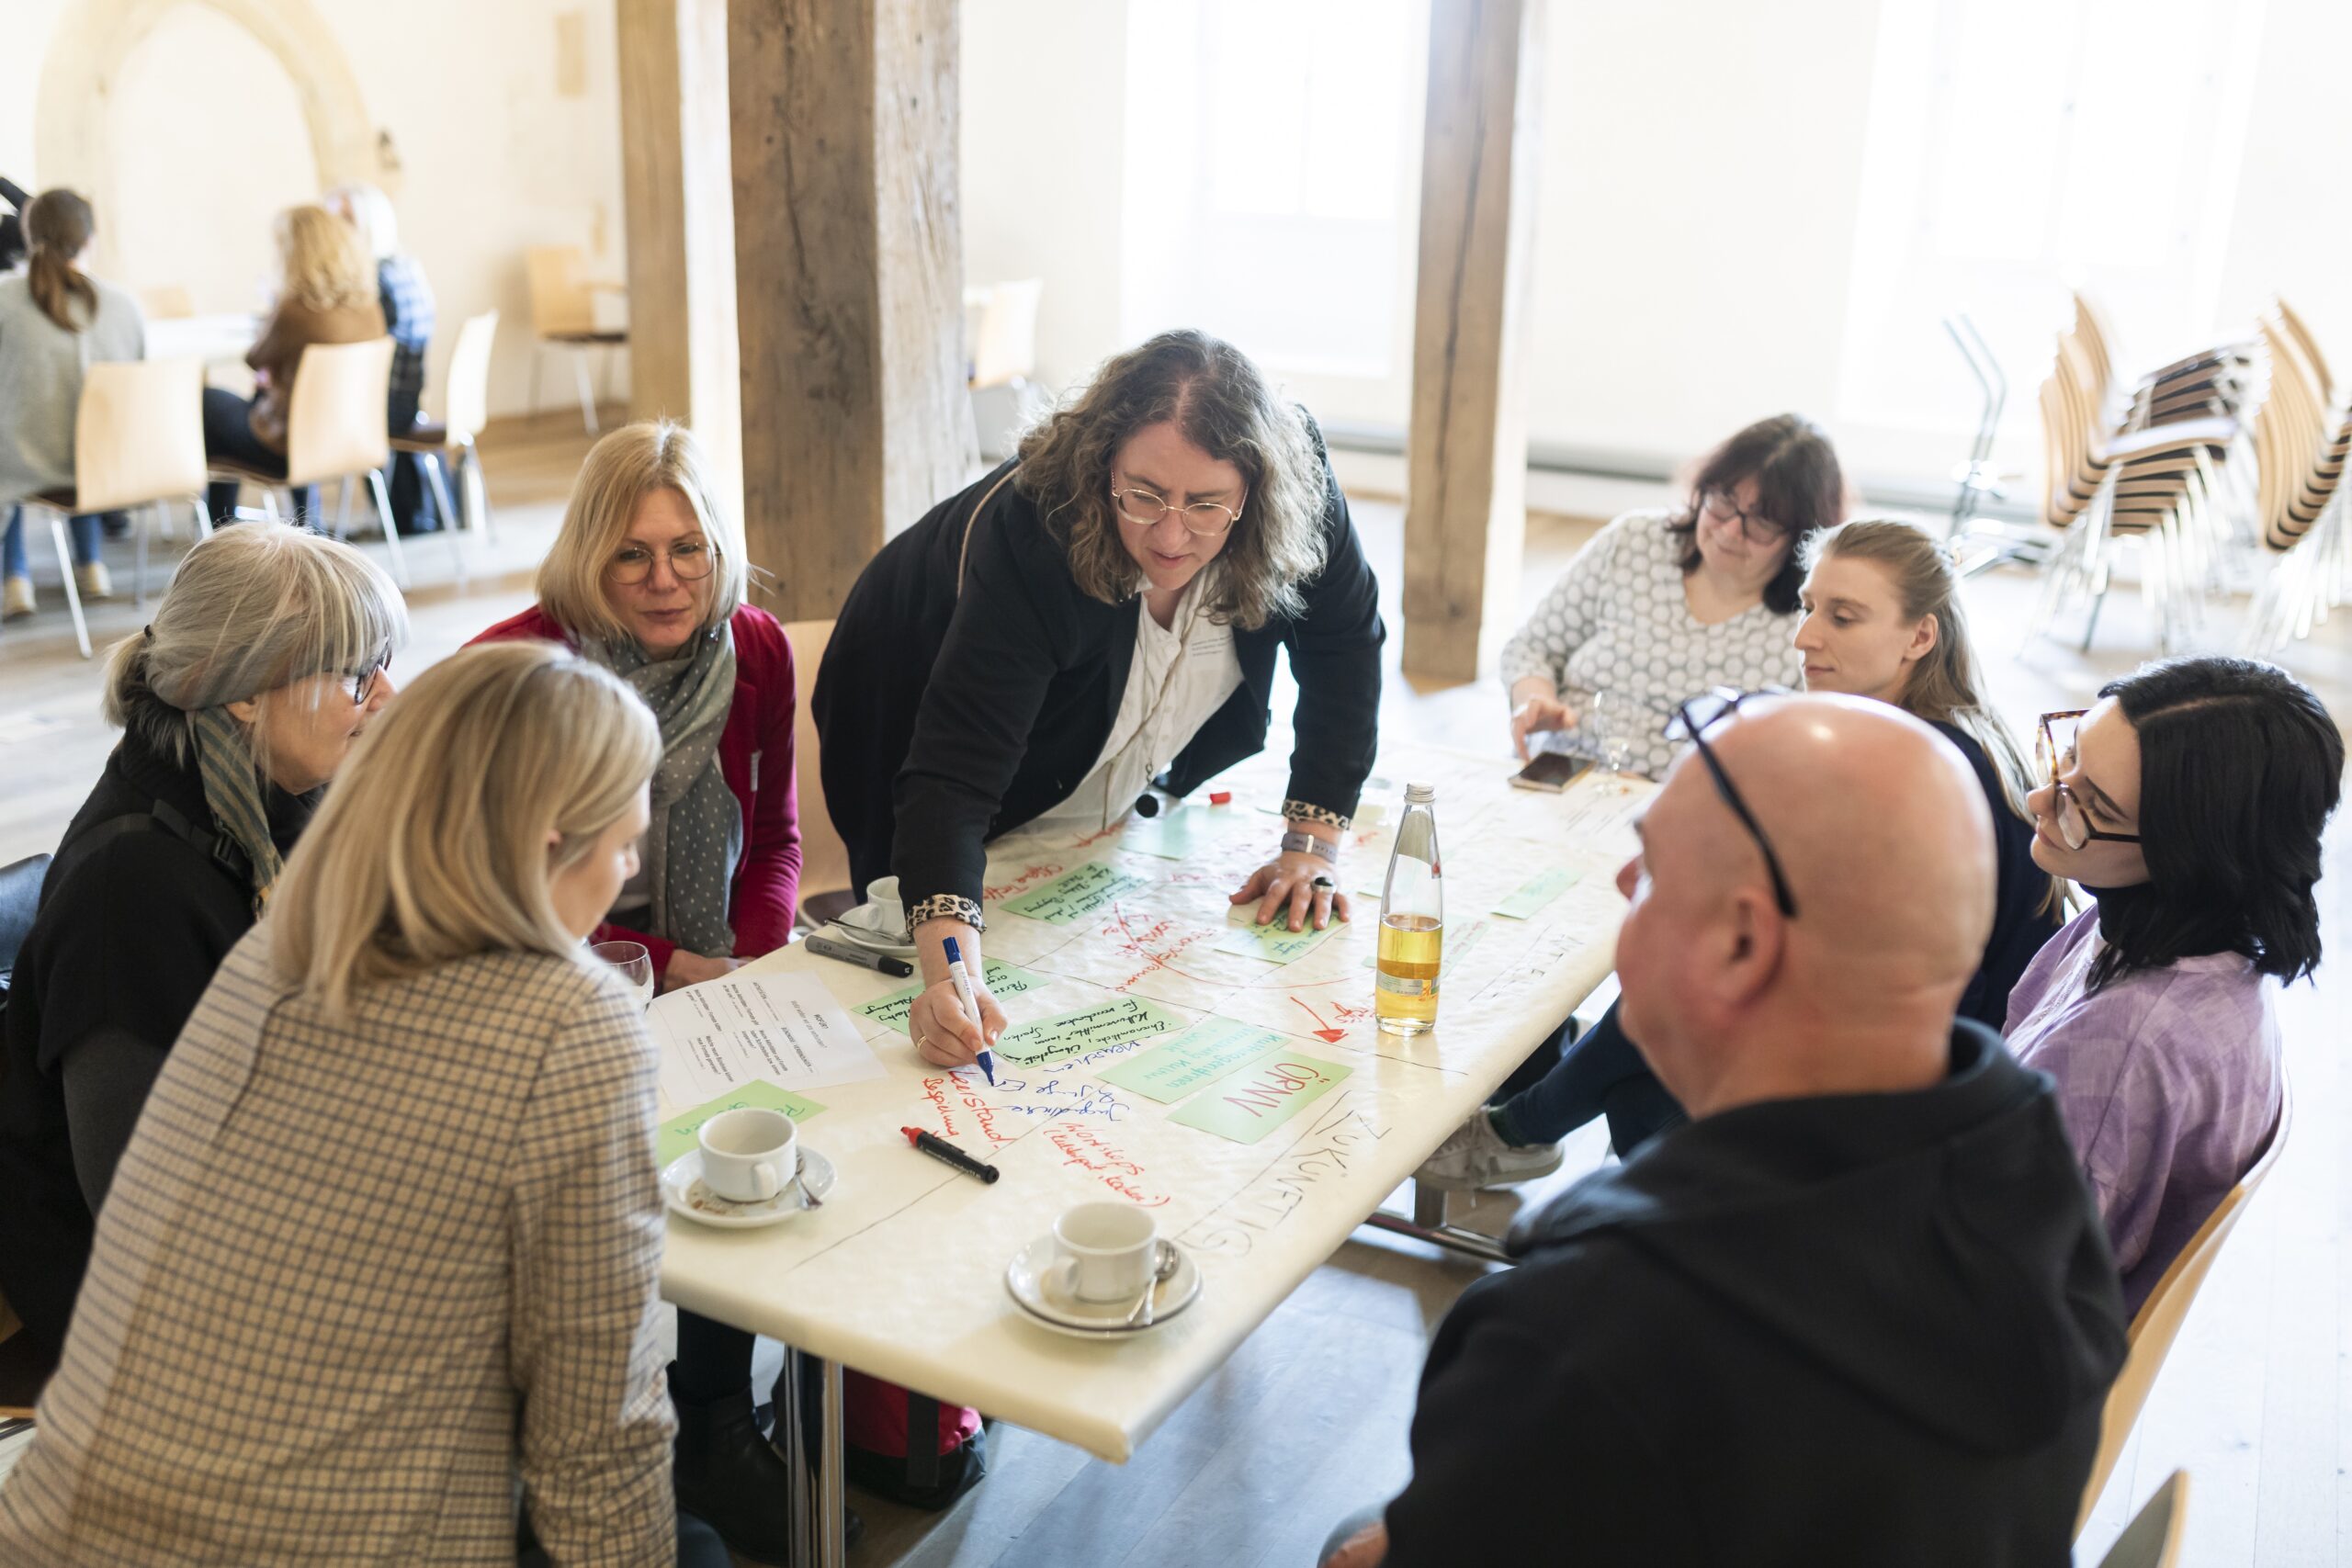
[1511, 750, 1596, 793]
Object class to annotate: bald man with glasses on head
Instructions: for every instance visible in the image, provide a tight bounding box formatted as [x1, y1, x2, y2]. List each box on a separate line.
[1323, 695, 2127, 1568]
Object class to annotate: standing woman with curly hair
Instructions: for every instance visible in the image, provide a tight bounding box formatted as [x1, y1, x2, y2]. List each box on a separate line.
[817, 329, 1384, 1066]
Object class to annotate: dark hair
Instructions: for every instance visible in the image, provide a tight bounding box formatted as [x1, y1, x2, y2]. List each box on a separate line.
[26, 188, 99, 334]
[1666, 413, 1844, 615]
[2088, 656, 2343, 989]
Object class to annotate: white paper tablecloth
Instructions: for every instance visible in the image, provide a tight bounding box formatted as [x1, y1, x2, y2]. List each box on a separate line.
[144, 313, 258, 365]
[657, 744, 1650, 1462]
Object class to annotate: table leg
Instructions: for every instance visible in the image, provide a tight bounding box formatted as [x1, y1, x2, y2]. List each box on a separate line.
[816, 1357, 847, 1568]
[1360, 1180, 1514, 1266]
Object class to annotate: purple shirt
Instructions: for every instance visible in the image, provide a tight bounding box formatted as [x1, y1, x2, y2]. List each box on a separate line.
[2005, 905, 2281, 1314]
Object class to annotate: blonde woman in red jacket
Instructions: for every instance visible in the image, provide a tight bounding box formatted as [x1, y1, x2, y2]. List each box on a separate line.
[470, 420, 813, 1562]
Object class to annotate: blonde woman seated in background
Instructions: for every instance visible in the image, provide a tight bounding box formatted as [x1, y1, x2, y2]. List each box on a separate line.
[0, 525, 403, 1371]
[0, 187, 144, 617]
[0, 642, 729, 1568]
[200, 204, 386, 525]
[1423, 519, 2066, 1190]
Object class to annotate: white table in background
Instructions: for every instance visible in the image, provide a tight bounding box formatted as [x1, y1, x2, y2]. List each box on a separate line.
[144, 313, 258, 367]
[656, 744, 1651, 1568]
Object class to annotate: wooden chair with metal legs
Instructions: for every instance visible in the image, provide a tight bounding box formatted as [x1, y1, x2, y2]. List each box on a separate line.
[390, 310, 500, 550]
[526, 246, 626, 434]
[782, 619, 858, 931]
[2274, 297, 2334, 404]
[2075, 1079, 2290, 1536]
[2095, 1472, 2189, 1568]
[16, 359, 210, 660]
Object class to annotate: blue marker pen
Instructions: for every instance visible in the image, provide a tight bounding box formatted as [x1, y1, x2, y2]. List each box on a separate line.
[941, 935, 997, 1086]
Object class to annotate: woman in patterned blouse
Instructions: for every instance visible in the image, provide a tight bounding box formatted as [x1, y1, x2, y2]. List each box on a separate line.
[1499, 414, 1845, 779]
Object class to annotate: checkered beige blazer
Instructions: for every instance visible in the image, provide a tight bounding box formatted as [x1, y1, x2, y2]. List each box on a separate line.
[0, 929, 677, 1566]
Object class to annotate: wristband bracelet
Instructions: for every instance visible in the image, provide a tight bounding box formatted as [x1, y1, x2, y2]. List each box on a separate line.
[1281, 830, 1340, 866]
[905, 893, 987, 937]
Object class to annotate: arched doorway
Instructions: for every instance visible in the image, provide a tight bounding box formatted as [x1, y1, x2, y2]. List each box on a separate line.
[34, 0, 385, 284]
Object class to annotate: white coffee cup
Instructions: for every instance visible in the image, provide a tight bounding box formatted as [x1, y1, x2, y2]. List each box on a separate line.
[697, 1108, 799, 1203]
[860, 875, 907, 936]
[1052, 1201, 1159, 1303]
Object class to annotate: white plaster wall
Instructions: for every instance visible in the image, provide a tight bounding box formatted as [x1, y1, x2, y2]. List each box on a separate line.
[3, 0, 629, 419]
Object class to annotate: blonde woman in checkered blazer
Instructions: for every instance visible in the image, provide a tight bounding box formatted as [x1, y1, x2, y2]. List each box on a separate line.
[0, 642, 728, 1567]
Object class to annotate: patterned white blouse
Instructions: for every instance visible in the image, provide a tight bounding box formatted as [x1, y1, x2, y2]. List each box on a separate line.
[1498, 510, 1803, 779]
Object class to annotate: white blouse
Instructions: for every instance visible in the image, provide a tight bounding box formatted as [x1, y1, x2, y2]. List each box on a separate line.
[1037, 580, 1244, 830]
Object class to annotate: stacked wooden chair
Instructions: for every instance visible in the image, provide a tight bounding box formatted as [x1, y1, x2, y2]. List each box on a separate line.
[2245, 301, 2350, 651]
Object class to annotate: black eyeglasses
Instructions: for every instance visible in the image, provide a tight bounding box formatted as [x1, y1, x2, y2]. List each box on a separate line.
[1663, 687, 1800, 919]
[349, 654, 390, 705]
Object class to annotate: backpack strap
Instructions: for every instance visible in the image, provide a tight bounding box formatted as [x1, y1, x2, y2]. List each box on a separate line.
[905, 1392, 941, 1488]
[46, 799, 250, 897]
[955, 463, 1023, 600]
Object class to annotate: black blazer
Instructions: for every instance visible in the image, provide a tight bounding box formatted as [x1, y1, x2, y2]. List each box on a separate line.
[814, 423, 1384, 908]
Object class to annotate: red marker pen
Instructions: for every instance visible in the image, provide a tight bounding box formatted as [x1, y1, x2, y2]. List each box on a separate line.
[901, 1126, 1001, 1183]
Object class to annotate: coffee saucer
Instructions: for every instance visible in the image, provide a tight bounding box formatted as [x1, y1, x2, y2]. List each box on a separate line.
[661, 1147, 837, 1229]
[1004, 1234, 1201, 1338]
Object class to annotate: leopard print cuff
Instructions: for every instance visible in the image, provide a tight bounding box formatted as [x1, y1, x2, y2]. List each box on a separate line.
[1283, 799, 1352, 832]
[905, 893, 986, 937]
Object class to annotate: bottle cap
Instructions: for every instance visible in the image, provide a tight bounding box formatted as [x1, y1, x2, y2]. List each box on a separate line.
[1405, 780, 1436, 804]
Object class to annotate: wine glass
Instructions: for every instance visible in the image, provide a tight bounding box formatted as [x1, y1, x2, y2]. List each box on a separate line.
[1591, 692, 1645, 794]
[592, 940, 656, 1009]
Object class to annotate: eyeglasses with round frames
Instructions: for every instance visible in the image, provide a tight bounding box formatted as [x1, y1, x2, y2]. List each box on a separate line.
[2034, 709, 2143, 850]
[1700, 490, 1792, 547]
[1111, 486, 1242, 537]
[607, 537, 719, 585]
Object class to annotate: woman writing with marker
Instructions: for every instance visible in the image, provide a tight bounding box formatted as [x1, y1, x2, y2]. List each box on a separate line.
[817, 330, 1385, 1067]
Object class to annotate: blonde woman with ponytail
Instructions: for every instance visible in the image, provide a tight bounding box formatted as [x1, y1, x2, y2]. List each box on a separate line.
[0, 525, 403, 1361]
[0, 643, 732, 1567]
[0, 186, 145, 616]
[1421, 519, 2067, 1192]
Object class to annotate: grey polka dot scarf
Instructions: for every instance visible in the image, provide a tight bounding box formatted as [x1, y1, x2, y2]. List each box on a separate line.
[584, 621, 743, 956]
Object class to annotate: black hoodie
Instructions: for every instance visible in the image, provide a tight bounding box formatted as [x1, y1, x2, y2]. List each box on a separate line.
[1382, 1021, 2127, 1567]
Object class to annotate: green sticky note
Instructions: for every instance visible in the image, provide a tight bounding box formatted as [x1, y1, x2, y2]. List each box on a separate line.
[1000, 861, 1154, 924]
[1121, 807, 1204, 860]
[1096, 1018, 1286, 1103]
[1169, 1051, 1352, 1145]
[994, 996, 1188, 1068]
[657, 1080, 827, 1166]
[854, 958, 1049, 1035]
[1494, 867, 1582, 920]
[1214, 910, 1347, 964]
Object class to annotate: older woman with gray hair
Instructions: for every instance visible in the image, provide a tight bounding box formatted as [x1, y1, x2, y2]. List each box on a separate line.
[817, 328, 1385, 1067]
[0, 524, 404, 1362]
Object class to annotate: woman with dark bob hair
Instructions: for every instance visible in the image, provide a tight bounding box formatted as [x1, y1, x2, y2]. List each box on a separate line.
[1498, 413, 1844, 776]
[817, 329, 1383, 1065]
[2008, 655, 2342, 1314]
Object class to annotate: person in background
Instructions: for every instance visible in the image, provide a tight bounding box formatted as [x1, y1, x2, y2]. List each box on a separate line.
[1422, 518, 2069, 1187]
[0, 188, 142, 618]
[1321, 697, 2126, 1568]
[324, 181, 438, 534]
[816, 328, 1384, 1069]
[2011, 656, 2342, 1313]
[201, 203, 385, 525]
[470, 420, 809, 1562]
[0, 642, 729, 1568]
[0, 526, 404, 1365]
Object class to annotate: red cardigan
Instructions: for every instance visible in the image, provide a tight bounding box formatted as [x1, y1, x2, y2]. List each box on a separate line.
[470, 604, 802, 973]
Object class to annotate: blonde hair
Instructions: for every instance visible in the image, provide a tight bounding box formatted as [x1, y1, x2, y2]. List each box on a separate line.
[104, 525, 407, 774]
[269, 641, 662, 1015]
[1013, 330, 1329, 631]
[275, 203, 377, 312]
[1804, 519, 2066, 913]
[537, 421, 747, 643]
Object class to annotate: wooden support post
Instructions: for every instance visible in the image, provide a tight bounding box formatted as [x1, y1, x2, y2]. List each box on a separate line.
[730, 0, 977, 624]
[1403, 0, 1544, 683]
[616, 0, 743, 522]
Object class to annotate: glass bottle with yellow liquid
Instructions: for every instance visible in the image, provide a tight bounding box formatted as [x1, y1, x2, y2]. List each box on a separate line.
[1376, 781, 1442, 1035]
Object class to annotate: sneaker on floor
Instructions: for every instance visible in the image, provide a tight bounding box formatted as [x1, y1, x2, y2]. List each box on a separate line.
[74, 561, 113, 602]
[1414, 1111, 1565, 1190]
[2, 575, 32, 620]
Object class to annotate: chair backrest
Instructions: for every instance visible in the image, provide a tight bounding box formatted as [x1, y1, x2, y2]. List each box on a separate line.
[2273, 297, 2333, 403]
[2256, 317, 2325, 551]
[440, 310, 499, 443]
[0, 853, 51, 974]
[2096, 1471, 2189, 1568]
[282, 337, 396, 487]
[2072, 291, 2117, 406]
[141, 284, 194, 321]
[2077, 1078, 2291, 1531]
[526, 245, 597, 337]
[71, 359, 208, 512]
[781, 619, 853, 908]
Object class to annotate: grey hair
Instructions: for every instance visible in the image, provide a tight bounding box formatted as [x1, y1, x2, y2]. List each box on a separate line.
[322, 181, 399, 261]
[103, 526, 409, 771]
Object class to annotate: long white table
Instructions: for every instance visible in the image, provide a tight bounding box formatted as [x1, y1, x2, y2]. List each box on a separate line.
[143, 313, 258, 367]
[657, 744, 1650, 1567]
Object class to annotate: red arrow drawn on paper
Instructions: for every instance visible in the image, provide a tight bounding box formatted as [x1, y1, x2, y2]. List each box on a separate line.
[1291, 997, 1347, 1043]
